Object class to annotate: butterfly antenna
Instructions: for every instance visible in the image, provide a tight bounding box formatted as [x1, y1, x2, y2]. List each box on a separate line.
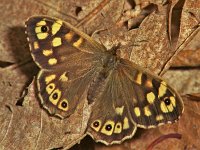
[100, 12, 117, 49]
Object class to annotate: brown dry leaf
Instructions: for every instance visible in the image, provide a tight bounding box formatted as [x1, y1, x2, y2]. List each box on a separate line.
[128, 0, 200, 75]
[171, 48, 200, 67]
[0, 0, 199, 150]
[163, 69, 200, 95]
[172, 32, 200, 67]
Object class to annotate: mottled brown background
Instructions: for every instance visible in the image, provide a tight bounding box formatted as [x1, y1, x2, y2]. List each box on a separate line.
[0, 0, 200, 150]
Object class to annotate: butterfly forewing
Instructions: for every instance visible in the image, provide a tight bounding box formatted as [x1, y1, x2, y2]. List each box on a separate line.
[119, 60, 183, 127]
[25, 16, 106, 69]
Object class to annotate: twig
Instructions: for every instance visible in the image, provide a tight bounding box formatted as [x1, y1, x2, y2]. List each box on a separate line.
[146, 133, 182, 150]
[76, 0, 111, 28]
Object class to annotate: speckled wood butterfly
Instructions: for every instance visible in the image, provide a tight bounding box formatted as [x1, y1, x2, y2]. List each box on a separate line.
[25, 16, 184, 145]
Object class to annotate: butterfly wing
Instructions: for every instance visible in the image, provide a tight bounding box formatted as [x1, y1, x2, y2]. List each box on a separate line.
[119, 60, 183, 127]
[87, 59, 183, 145]
[25, 16, 106, 118]
[25, 16, 106, 69]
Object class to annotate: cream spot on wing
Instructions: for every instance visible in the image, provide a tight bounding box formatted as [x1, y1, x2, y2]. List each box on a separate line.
[52, 20, 63, 35]
[166, 103, 174, 112]
[146, 92, 156, 104]
[158, 81, 167, 98]
[114, 122, 122, 134]
[160, 96, 176, 113]
[91, 120, 102, 132]
[49, 89, 61, 105]
[46, 83, 55, 94]
[156, 114, 164, 121]
[59, 72, 69, 82]
[35, 27, 41, 33]
[134, 107, 141, 117]
[101, 120, 115, 136]
[48, 58, 57, 65]
[37, 32, 48, 40]
[33, 41, 39, 49]
[36, 20, 46, 26]
[115, 106, 124, 116]
[73, 37, 83, 48]
[160, 101, 168, 113]
[123, 117, 130, 129]
[43, 49, 53, 56]
[144, 106, 152, 116]
[35, 22, 49, 40]
[170, 96, 176, 107]
[45, 74, 56, 84]
[135, 72, 142, 85]
[58, 98, 68, 111]
[52, 37, 62, 47]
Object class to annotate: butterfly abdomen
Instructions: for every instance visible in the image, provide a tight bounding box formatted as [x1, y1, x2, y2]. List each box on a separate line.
[87, 68, 112, 104]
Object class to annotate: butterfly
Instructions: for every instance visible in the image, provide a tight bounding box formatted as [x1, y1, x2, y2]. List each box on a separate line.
[25, 16, 183, 145]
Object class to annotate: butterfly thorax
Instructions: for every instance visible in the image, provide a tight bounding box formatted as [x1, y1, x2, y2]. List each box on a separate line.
[102, 45, 121, 70]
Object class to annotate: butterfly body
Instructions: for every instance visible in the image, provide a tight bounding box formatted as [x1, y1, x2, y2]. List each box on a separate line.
[25, 16, 183, 145]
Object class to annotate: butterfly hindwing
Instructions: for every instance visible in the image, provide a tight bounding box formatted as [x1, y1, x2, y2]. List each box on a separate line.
[87, 68, 137, 144]
[37, 67, 99, 118]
